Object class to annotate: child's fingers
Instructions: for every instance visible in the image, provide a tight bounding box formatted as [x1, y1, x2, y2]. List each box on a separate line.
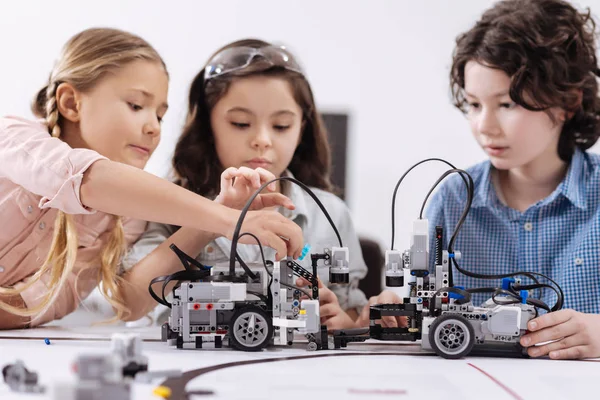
[377, 290, 403, 305]
[267, 217, 303, 258]
[231, 173, 256, 192]
[237, 166, 262, 189]
[220, 167, 239, 189]
[252, 193, 295, 210]
[318, 287, 337, 304]
[296, 277, 310, 287]
[296, 277, 326, 297]
[323, 313, 356, 331]
[240, 211, 303, 259]
[381, 315, 398, 328]
[526, 309, 574, 332]
[319, 303, 340, 319]
[295, 277, 324, 288]
[367, 295, 383, 307]
[525, 334, 583, 358]
[253, 167, 278, 191]
[354, 294, 403, 328]
[521, 319, 578, 348]
[262, 232, 287, 261]
[355, 302, 372, 328]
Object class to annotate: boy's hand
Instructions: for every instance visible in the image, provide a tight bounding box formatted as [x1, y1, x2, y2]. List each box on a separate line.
[296, 277, 356, 331]
[520, 309, 600, 359]
[216, 167, 294, 211]
[355, 290, 407, 328]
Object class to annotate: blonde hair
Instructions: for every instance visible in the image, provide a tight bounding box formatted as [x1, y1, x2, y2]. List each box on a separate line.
[0, 27, 166, 323]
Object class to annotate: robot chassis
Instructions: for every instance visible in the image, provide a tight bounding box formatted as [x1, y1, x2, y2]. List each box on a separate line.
[333, 220, 536, 359]
[161, 245, 351, 352]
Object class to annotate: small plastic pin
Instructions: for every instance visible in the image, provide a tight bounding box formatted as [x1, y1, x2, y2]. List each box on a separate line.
[298, 244, 311, 261]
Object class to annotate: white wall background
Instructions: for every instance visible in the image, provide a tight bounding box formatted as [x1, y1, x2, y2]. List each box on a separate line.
[1, 0, 599, 253]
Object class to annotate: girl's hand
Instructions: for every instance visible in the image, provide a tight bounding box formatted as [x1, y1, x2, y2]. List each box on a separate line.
[216, 167, 294, 211]
[296, 277, 356, 331]
[355, 290, 407, 328]
[231, 209, 304, 260]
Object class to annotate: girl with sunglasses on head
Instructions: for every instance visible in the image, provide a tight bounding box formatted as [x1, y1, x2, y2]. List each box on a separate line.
[118, 39, 369, 330]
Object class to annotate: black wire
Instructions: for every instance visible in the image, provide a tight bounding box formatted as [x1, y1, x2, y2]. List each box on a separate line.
[415, 168, 474, 286]
[491, 289, 552, 312]
[428, 284, 554, 315]
[426, 169, 563, 312]
[233, 253, 259, 281]
[419, 169, 474, 254]
[452, 258, 540, 286]
[513, 282, 562, 311]
[525, 298, 550, 313]
[416, 167, 563, 311]
[229, 176, 343, 276]
[238, 232, 271, 275]
[169, 243, 209, 271]
[491, 289, 522, 305]
[390, 159, 564, 314]
[419, 169, 473, 220]
[148, 244, 213, 308]
[147, 242, 261, 308]
[451, 258, 563, 311]
[466, 287, 497, 294]
[461, 282, 557, 312]
[148, 269, 211, 308]
[148, 275, 173, 307]
[414, 165, 559, 311]
[391, 158, 468, 250]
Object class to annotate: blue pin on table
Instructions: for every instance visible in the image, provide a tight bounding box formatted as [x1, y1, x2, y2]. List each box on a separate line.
[44, 338, 51, 345]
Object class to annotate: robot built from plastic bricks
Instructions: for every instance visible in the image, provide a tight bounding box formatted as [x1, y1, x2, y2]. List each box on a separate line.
[156, 177, 356, 352]
[160, 243, 350, 352]
[157, 164, 563, 359]
[333, 160, 563, 359]
[333, 220, 539, 359]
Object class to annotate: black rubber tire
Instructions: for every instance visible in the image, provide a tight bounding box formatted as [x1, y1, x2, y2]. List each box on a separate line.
[228, 306, 273, 352]
[429, 313, 476, 359]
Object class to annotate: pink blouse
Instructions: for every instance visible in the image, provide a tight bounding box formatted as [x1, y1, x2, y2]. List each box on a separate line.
[0, 116, 146, 326]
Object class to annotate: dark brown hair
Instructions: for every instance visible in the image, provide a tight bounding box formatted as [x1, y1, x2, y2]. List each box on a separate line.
[173, 39, 333, 198]
[450, 0, 600, 161]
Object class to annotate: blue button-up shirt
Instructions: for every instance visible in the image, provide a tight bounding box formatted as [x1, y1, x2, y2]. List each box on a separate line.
[426, 148, 600, 314]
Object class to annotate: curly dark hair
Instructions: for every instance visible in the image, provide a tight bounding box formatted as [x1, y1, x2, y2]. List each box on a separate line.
[173, 39, 333, 198]
[450, 0, 600, 161]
